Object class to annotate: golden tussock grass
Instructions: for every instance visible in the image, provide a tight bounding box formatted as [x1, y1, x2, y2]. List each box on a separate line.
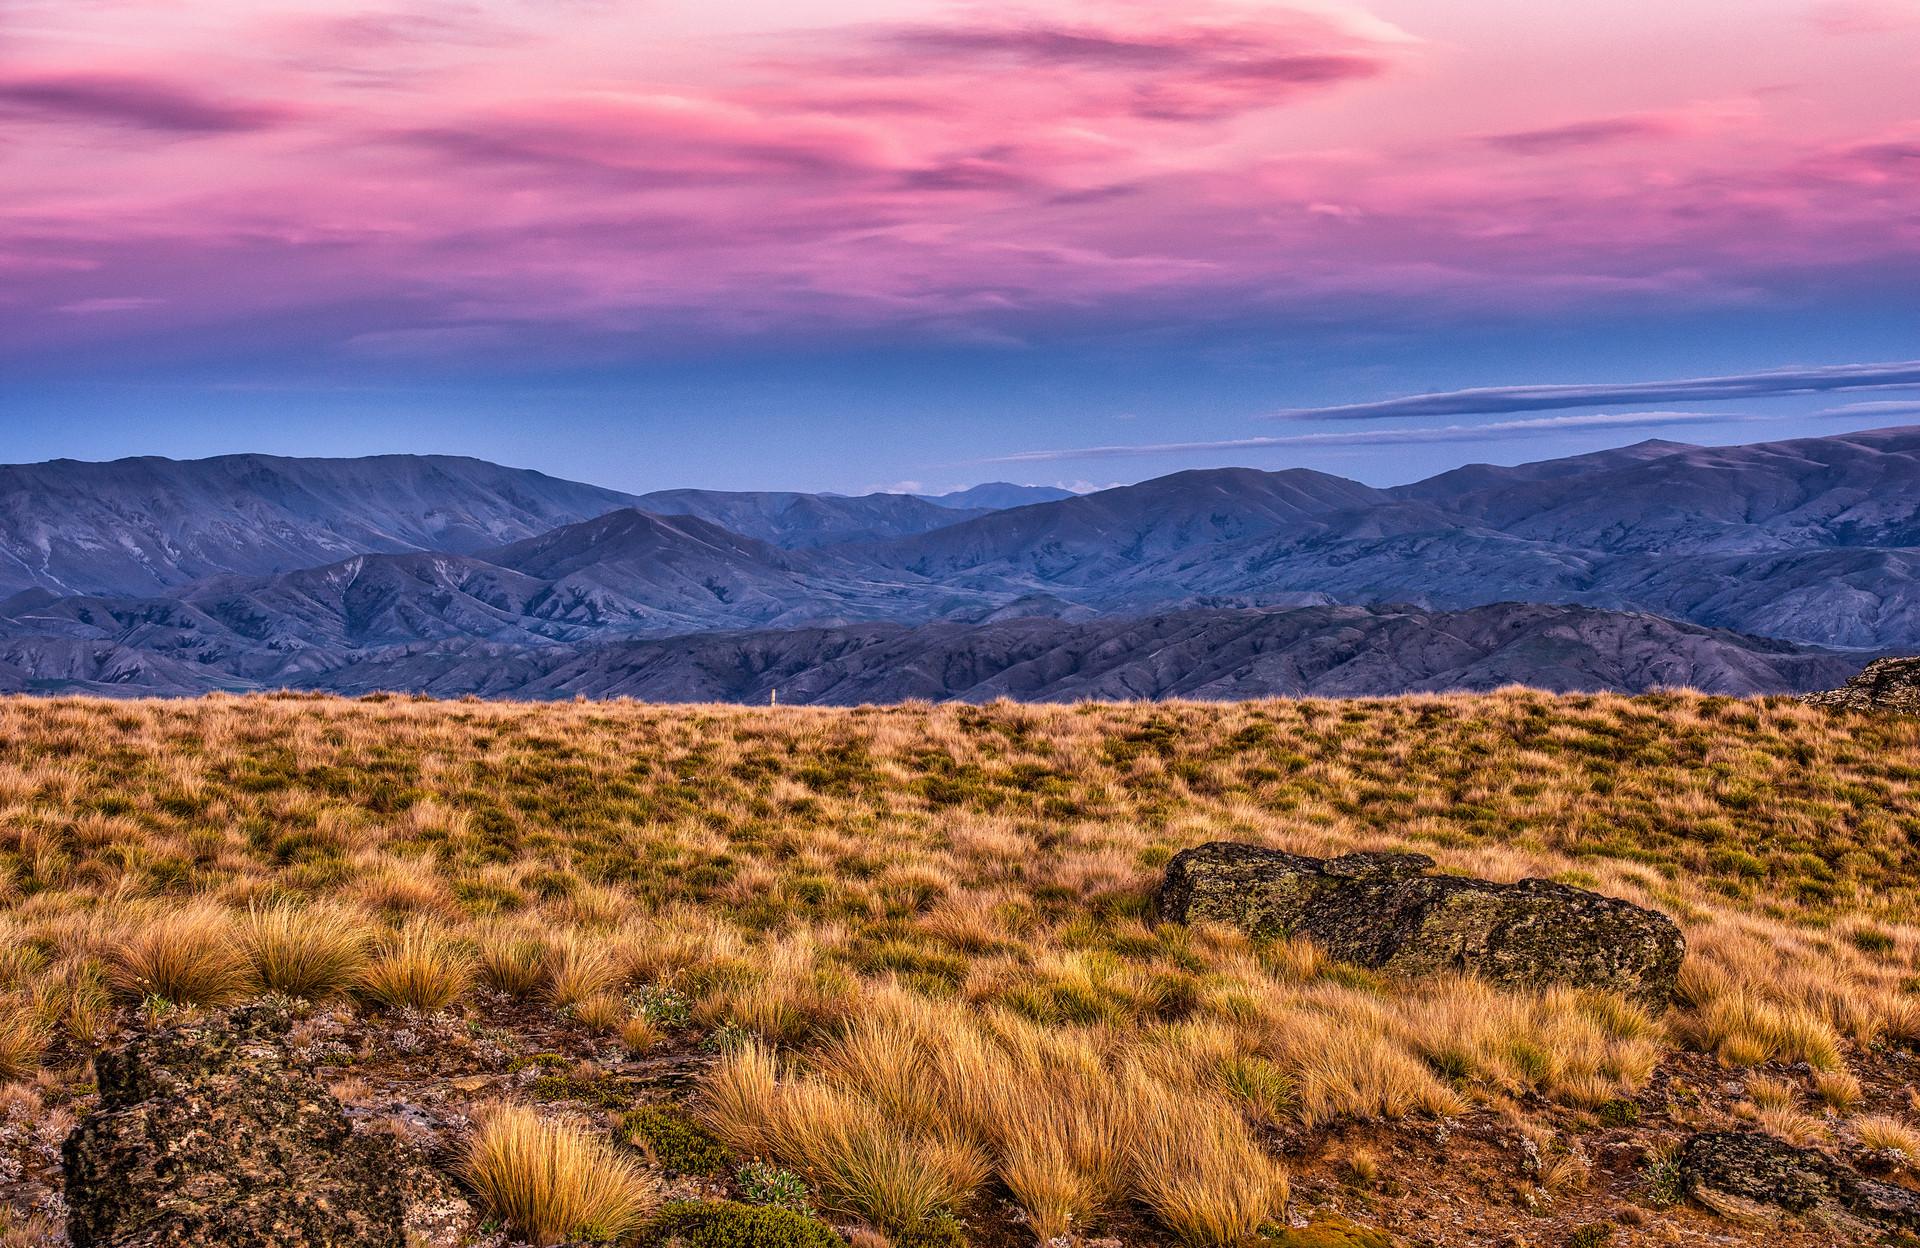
[107, 904, 251, 1007]
[463, 1103, 659, 1246]
[0, 1002, 49, 1082]
[357, 918, 471, 1012]
[1854, 1114, 1920, 1165]
[1124, 1073, 1288, 1246]
[239, 900, 372, 1000]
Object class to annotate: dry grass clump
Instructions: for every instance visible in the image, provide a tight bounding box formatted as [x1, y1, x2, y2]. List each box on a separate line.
[463, 1103, 659, 1246]
[239, 900, 371, 1000]
[475, 925, 548, 997]
[1678, 972, 1845, 1071]
[107, 904, 250, 1007]
[358, 919, 472, 1012]
[1272, 999, 1466, 1128]
[703, 1038, 989, 1235]
[704, 991, 1282, 1244]
[1392, 978, 1660, 1108]
[1734, 1073, 1827, 1145]
[1814, 1067, 1863, 1111]
[0, 1000, 49, 1081]
[696, 930, 853, 1046]
[541, 929, 623, 1009]
[1124, 1072, 1288, 1245]
[1854, 1114, 1920, 1166]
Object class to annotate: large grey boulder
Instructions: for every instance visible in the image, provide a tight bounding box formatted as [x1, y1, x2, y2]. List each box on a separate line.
[1802, 656, 1920, 714]
[1681, 1131, 1920, 1230]
[1155, 842, 1685, 1006]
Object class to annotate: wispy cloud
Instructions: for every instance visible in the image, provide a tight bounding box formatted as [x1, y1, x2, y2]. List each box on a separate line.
[1481, 114, 1684, 154]
[979, 411, 1745, 463]
[1816, 399, 1920, 418]
[1267, 361, 1920, 422]
[0, 72, 286, 133]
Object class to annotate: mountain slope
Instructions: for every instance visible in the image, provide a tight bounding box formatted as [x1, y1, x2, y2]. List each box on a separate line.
[871, 467, 1395, 585]
[0, 453, 646, 598]
[467, 603, 1850, 703]
[837, 426, 1920, 646]
[918, 483, 1079, 509]
[0, 603, 1859, 699]
[1396, 425, 1920, 554]
[632, 489, 987, 548]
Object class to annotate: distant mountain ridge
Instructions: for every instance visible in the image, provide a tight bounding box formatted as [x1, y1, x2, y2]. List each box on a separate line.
[0, 454, 646, 598]
[917, 483, 1079, 509]
[0, 457, 1062, 597]
[0, 603, 1857, 701]
[631, 488, 988, 548]
[0, 424, 1915, 699]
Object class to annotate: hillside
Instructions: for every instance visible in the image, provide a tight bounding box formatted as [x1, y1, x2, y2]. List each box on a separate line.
[0, 454, 648, 597]
[0, 692, 1917, 1248]
[0, 601, 1859, 698]
[631, 489, 990, 548]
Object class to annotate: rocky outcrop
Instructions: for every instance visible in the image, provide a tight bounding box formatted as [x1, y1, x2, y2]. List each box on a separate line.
[1680, 1131, 1920, 1231]
[1155, 843, 1685, 1006]
[1801, 656, 1920, 714]
[63, 1003, 476, 1248]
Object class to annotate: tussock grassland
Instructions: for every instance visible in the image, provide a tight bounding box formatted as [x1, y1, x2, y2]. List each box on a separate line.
[3, 690, 1920, 1244]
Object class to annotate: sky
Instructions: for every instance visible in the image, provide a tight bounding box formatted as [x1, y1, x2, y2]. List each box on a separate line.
[2, 0, 1918, 493]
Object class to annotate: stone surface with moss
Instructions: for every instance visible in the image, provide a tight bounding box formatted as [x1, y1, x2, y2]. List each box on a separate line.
[1802, 657, 1920, 714]
[1156, 842, 1685, 1006]
[61, 1004, 478, 1248]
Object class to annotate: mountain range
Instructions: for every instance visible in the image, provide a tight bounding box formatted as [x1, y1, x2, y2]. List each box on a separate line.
[1, 424, 1915, 699]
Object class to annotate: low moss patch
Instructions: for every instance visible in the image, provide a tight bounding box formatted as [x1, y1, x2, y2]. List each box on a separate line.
[642, 1200, 844, 1248]
[1262, 1214, 1396, 1248]
[621, 1106, 732, 1176]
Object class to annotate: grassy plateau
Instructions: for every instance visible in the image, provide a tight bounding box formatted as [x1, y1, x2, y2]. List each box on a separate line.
[3, 690, 1920, 1247]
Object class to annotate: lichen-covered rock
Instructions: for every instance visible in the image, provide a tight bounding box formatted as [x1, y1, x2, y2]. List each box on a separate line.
[63, 1003, 477, 1247]
[1155, 843, 1684, 1006]
[1801, 656, 1920, 714]
[1680, 1131, 1920, 1231]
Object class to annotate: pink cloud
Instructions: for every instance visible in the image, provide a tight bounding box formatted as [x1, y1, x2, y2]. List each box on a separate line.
[0, 71, 287, 133]
[820, 9, 1394, 123]
[1481, 114, 1687, 154]
[0, 0, 1916, 370]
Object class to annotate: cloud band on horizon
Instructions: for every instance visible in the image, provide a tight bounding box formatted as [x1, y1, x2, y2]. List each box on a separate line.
[978, 410, 1756, 464]
[1267, 361, 1920, 422]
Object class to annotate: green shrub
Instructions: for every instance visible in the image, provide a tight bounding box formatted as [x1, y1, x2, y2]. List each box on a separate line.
[637, 984, 693, 1028]
[1596, 1099, 1640, 1127]
[737, 1162, 811, 1213]
[1640, 1146, 1684, 1207]
[642, 1200, 842, 1248]
[894, 1213, 966, 1248]
[622, 1106, 731, 1176]
[1567, 1226, 1613, 1248]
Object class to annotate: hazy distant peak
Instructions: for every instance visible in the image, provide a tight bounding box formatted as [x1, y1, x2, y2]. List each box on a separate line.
[918, 482, 1078, 509]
